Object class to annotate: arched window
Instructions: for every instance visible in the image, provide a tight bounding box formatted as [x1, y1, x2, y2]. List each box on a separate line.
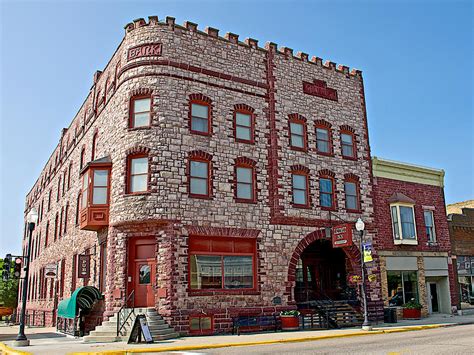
[340, 126, 357, 159]
[288, 114, 307, 151]
[315, 119, 333, 155]
[188, 151, 212, 198]
[234, 157, 257, 202]
[290, 165, 310, 208]
[233, 104, 255, 143]
[189, 94, 212, 136]
[67, 162, 73, 190]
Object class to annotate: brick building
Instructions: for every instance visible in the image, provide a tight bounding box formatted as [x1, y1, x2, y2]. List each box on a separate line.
[448, 206, 474, 308]
[19, 15, 402, 336]
[372, 157, 458, 317]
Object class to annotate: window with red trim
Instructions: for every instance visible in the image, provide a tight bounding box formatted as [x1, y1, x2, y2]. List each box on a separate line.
[189, 315, 213, 335]
[62, 170, 67, 196]
[344, 180, 359, 211]
[235, 162, 256, 202]
[57, 177, 61, 202]
[189, 236, 256, 291]
[341, 131, 356, 158]
[91, 132, 98, 160]
[289, 119, 307, 150]
[292, 173, 309, 207]
[44, 221, 49, 247]
[130, 96, 151, 128]
[320, 177, 335, 209]
[67, 163, 72, 190]
[234, 110, 254, 143]
[127, 155, 149, 194]
[59, 207, 64, 238]
[75, 193, 81, 225]
[64, 203, 69, 234]
[316, 125, 332, 155]
[190, 101, 211, 135]
[80, 147, 86, 170]
[47, 190, 52, 211]
[54, 213, 59, 241]
[189, 159, 211, 198]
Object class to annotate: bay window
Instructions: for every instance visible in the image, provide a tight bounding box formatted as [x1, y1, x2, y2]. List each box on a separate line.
[391, 204, 417, 244]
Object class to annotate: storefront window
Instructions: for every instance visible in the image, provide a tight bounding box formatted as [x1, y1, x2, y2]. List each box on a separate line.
[457, 256, 474, 304]
[387, 271, 419, 306]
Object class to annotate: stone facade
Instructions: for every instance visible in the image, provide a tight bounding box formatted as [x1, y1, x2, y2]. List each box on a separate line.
[21, 16, 385, 334]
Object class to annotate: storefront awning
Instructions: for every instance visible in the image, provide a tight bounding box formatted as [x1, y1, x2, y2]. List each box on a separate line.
[57, 286, 102, 319]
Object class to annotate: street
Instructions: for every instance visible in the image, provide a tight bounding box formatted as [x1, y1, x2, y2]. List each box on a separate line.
[172, 324, 474, 355]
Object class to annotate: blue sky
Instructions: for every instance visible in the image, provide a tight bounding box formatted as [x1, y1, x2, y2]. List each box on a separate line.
[0, 0, 472, 256]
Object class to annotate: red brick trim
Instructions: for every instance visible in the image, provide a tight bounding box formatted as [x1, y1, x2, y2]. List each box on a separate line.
[185, 225, 260, 238]
[340, 124, 355, 133]
[235, 156, 257, 167]
[188, 150, 213, 161]
[233, 103, 255, 113]
[290, 165, 310, 174]
[125, 145, 151, 156]
[344, 173, 360, 181]
[318, 169, 335, 178]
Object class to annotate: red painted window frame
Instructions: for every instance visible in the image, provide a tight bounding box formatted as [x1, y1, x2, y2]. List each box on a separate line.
[67, 162, 72, 190]
[57, 177, 61, 202]
[233, 109, 255, 144]
[234, 161, 257, 203]
[44, 221, 49, 247]
[47, 190, 52, 211]
[340, 130, 357, 160]
[188, 236, 257, 294]
[126, 153, 150, 195]
[189, 99, 212, 136]
[344, 178, 360, 213]
[129, 95, 152, 129]
[189, 315, 214, 335]
[54, 213, 58, 242]
[64, 203, 69, 234]
[188, 157, 212, 199]
[59, 207, 64, 238]
[319, 175, 336, 211]
[315, 123, 333, 156]
[288, 117, 308, 151]
[91, 132, 98, 161]
[291, 170, 310, 209]
[80, 147, 86, 170]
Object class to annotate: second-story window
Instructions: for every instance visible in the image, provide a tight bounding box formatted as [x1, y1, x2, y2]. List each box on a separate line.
[234, 105, 255, 143]
[341, 129, 356, 159]
[92, 170, 109, 204]
[190, 102, 210, 135]
[91, 132, 98, 160]
[391, 203, 417, 244]
[292, 173, 309, 207]
[320, 177, 335, 209]
[344, 179, 359, 211]
[235, 159, 256, 202]
[424, 210, 436, 242]
[127, 155, 149, 193]
[81, 175, 89, 209]
[288, 115, 307, 150]
[315, 121, 333, 155]
[130, 96, 151, 128]
[80, 147, 86, 170]
[189, 160, 209, 197]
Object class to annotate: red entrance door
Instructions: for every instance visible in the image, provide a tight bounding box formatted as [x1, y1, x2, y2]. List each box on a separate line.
[128, 238, 156, 307]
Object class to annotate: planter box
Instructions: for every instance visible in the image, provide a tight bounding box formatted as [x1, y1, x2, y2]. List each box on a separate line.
[280, 315, 299, 330]
[403, 308, 421, 319]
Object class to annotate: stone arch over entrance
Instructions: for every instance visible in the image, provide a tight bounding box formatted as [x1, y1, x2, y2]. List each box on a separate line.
[287, 229, 362, 302]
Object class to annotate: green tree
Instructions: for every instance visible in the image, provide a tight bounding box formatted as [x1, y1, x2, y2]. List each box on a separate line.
[0, 258, 19, 308]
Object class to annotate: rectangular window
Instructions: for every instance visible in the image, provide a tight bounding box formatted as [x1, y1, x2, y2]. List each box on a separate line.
[189, 316, 213, 334]
[344, 181, 358, 210]
[424, 210, 436, 242]
[341, 133, 354, 158]
[236, 167, 253, 200]
[81, 175, 89, 209]
[129, 157, 148, 193]
[190, 161, 209, 196]
[400, 206, 416, 239]
[292, 174, 308, 206]
[290, 122, 305, 149]
[191, 103, 209, 134]
[235, 112, 252, 142]
[391, 204, 417, 243]
[131, 97, 151, 128]
[391, 206, 400, 239]
[92, 170, 108, 204]
[387, 271, 419, 306]
[320, 178, 334, 208]
[316, 128, 330, 153]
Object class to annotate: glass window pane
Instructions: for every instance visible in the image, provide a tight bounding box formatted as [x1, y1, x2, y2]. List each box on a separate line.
[342, 145, 354, 157]
[190, 178, 208, 195]
[345, 182, 356, 195]
[236, 112, 251, 127]
[293, 190, 306, 205]
[403, 271, 419, 303]
[391, 206, 400, 239]
[134, 98, 150, 113]
[131, 157, 148, 174]
[236, 126, 251, 141]
[292, 175, 306, 189]
[191, 117, 208, 133]
[341, 133, 353, 144]
[291, 135, 304, 148]
[138, 265, 151, 284]
[82, 176, 89, 189]
[131, 175, 147, 192]
[321, 193, 332, 207]
[320, 178, 332, 193]
[190, 255, 222, 289]
[400, 206, 416, 239]
[237, 167, 252, 183]
[346, 195, 357, 210]
[316, 128, 328, 140]
[93, 170, 108, 187]
[191, 103, 208, 118]
[290, 122, 303, 135]
[190, 317, 201, 330]
[134, 112, 150, 127]
[424, 211, 433, 226]
[224, 256, 253, 289]
[237, 183, 252, 199]
[81, 190, 88, 209]
[317, 141, 329, 153]
[387, 271, 404, 306]
[190, 161, 208, 178]
[92, 187, 107, 204]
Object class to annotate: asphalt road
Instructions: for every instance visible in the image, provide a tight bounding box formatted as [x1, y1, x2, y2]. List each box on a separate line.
[168, 324, 474, 355]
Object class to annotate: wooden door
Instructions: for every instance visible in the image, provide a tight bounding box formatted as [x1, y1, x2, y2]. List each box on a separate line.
[128, 238, 156, 307]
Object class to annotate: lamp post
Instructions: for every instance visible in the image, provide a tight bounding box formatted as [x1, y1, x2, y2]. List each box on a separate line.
[355, 217, 372, 331]
[13, 208, 38, 347]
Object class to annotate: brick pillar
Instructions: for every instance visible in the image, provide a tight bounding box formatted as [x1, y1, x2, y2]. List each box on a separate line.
[417, 256, 429, 317]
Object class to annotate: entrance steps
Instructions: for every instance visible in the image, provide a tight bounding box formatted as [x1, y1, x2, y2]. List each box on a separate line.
[83, 307, 179, 343]
[299, 300, 363, 328]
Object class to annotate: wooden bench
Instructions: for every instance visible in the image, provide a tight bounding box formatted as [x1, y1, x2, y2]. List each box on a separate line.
[232, 314, 279, 335]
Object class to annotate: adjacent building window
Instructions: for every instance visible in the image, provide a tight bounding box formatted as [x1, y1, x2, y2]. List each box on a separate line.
[344, 181, 359, 211]
[320, 177, 335, 209]
[289, 120, 306, 150]
[130, 96, 151, 128]
[189, 237, 256, 291]
[387, 271, 419, 306]
[127, 155, 149, 193]
[391, 204, 417, 244]
[292, 173, 309, 207]
[190, 101, 211, 135]
[424, 210, 436, 242]
[340, 130, 356, 158]
[189, 160, 210, 197]
[234, 111, 253, 143]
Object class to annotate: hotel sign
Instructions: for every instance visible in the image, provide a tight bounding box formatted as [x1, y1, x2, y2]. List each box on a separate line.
[127, 43, 162, 61]
[303, 79, 338, 101]
[331, 224, 353, 248]
[78, 254, 91, 279]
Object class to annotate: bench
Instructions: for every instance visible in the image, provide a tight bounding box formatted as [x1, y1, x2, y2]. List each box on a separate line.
[232, 314, 279, 335]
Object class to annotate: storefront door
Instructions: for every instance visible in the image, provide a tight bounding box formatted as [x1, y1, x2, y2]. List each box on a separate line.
[428, 282, 439, 313]
[128, 237, 156, 307]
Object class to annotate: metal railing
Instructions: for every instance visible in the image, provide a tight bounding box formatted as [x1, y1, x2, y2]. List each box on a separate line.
[296, 289, 340, 329]
[116, 290, 135, 337]
[8, 310, 55, 327]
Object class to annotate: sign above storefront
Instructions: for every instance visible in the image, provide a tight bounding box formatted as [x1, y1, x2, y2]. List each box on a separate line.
[78, 254, 91, 279]
[331, 224, 353, 248]
[127, 43, 162, 61]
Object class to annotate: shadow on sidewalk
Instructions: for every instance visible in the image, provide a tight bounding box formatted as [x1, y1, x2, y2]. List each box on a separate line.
[0, 332, 66, 342]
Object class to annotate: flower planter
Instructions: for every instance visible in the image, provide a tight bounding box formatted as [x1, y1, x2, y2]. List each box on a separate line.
[280, 315, 299, 330]
[403, 308, 421, 319]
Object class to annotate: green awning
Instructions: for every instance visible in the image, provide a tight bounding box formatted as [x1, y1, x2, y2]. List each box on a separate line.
[57, 286, 103, 319]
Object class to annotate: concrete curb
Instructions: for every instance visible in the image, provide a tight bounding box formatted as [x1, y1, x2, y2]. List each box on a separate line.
[69, 323, 453, 355]
[0, 342, 32, 355]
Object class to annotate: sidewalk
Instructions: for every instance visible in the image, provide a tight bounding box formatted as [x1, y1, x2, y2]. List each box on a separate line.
[1, 314, 474, 355]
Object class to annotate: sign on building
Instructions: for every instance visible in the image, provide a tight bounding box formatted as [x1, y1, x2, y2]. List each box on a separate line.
[44, 264, 57, 278]
[331, 224, 353, 248]
[78, 254, 90, 279]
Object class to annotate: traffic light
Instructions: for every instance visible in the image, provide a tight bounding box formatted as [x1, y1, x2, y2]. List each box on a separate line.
[13, 257, 23, 278]
[2, 254, 12, 281]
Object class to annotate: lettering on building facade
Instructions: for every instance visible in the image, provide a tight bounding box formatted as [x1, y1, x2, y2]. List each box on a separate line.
[127, 43, 162, 61]
[303, 79, 338, 101]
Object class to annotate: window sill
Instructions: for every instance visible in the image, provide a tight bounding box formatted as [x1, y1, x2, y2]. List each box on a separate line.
[189, 194, 213, 200]
[190, 130, 212, 137]
[290, 146, 308, 152]
[342, 156, 358, 161]
[292, 203, 311, 209]
[128, 126, 151, 132]
[321, 206, 337, 211]
[124, 191, 151, 197]
[317, 151, 334, 157]
[346, 208, 362, 214]
[427, 241, 438, 247]
[235, 138, 255, 145]
[393, 239, 418, 245]
[235, 198, 258, 204]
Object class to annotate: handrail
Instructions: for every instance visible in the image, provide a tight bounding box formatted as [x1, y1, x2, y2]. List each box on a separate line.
[297, 289, 340, 329]
[116, 290, 135, 337]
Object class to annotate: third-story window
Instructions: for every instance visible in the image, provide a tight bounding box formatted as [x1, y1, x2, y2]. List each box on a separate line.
[235, 111, 253, 142]
[341, 132, 355, 158]
[130, 97, 151, 128]
[316, 127, 331, 154]
[189, 160, 209, 197]
[128, 156, 148, 193]
[424, 210, 436, 242]
[289, 121, 306, 149]
[320, 178, 334, 209]
[190, 103, 210, 134]
[344, 181, 359, 211]
[236, 166, 254, 201]
[292, 173, 308, 206]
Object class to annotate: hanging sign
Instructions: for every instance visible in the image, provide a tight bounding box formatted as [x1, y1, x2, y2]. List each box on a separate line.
[363, 242, 373, 263]
[331, 224, 353, 248]
[78, 254, 90, 279]
[44, 264, 57, 279]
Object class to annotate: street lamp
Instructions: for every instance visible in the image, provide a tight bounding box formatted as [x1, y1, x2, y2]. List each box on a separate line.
[355, 217, 372, 331]
[13, 208, 38, 347]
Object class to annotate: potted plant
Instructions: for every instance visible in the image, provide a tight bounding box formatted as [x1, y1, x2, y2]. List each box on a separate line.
[280, 310, 300, 330]
[402, 299, 422, 319]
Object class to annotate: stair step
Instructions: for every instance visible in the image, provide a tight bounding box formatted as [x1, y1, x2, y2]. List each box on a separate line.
[153, 332, 180, 341]
[83, 335, 122, 343]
